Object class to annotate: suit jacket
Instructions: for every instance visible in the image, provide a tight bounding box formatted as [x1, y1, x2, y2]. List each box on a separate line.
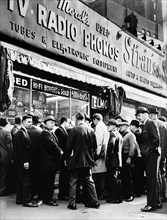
[28, 125, 42, 167]
[153, 118, 167, 158]
[0, 127, 13, 163]
[140, 119, 160, 157]
[40, 128, 62, 171]
[14, 126, 32, 166]
[106, 128, 123, 169]
[55, 126, 68, 154]
[66, 122, 97, 170]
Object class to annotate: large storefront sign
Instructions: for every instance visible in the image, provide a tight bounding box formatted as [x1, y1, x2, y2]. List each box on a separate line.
[0, 0, 121, 79]
[0, 0, 166, 97]
[121, 35, 167, 96]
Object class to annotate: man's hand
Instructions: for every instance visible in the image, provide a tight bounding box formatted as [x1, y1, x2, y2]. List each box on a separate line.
[126, 157, 131, 165]
[23, 162, 29, 169]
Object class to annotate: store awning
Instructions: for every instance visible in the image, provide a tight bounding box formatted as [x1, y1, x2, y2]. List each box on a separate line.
[1, 42, 114, 89]
[119, 84, 167, 108]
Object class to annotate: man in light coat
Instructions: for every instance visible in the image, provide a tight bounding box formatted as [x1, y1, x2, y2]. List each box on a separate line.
[92, 113, 109, 200]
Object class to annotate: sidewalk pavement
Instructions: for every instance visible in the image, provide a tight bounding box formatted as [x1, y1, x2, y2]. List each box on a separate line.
[0, 192, 166, 220]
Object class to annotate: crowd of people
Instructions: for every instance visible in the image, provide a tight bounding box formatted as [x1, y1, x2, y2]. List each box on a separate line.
[0, 107, 167, 212]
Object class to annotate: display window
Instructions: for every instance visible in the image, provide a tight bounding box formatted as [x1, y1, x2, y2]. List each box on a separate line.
[1, 73, 90, 126]
[32, 91, 70, 120]
[71, 90, 89, 123]
[5, 88, 30, 125]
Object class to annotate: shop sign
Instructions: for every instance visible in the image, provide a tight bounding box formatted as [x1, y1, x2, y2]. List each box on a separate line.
[121, 35, 167, 96]
[91, 95, 109, 110]
[32, 80, 70, 97]
[14, 74, 30, 89]
[0, 0, 121, 79]
[71, 90, 89, 102]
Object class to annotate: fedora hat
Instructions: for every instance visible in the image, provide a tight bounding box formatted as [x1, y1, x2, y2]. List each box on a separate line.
[43, 115, 56, 123]
[119, 120, 129, 126]
[135, 107, 148, 116]
[107, 119, 118, 126]
[148, 108, 158, 114]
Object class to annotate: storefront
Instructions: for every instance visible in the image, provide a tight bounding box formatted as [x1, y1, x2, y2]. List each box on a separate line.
[0, 0, 166, 125]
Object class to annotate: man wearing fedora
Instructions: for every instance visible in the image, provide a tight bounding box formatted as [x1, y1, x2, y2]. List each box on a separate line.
[136, 107, 161, 212]
[106, 119, 123, 203]
[148, 108, 167, 203]
[40, 115, 63, 206]
[0, 118, 13, 196]
[119, 120, 136, 202]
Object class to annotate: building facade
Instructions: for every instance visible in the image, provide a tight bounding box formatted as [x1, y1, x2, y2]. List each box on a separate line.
[0, 0, 166, 125]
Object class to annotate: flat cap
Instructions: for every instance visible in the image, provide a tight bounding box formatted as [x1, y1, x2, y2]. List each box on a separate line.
[119, 120, 129, 126]
[43, 115, 56, 123]
[107, 119, 118, 126]
[135, 107, 148, 115]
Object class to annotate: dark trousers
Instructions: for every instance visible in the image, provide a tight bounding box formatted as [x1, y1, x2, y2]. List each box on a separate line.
[41, 170, 56, 203]
[159, 158, 167, 201]
[16, 167, 32, 205]
[58, 165, 69, 198]
[107, 167, 122, 201]
[0, 163, 9, 195]
[145, 151, 161, 207]
[69, 167, 98, 206]
[132, 157, 145, 196]
[121, 154, 133, 199]
[30, 167, 42, 200]
[92, 172, 108, 199]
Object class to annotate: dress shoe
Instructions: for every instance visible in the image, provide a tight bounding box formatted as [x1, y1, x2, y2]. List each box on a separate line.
[44, 201, 58, 206]
[141, 205, 157, 212]
[125, 196, 134, 202]
[106, 199, 122, 204]
[23, 202, 38, 207]
[85, 202, 100, 209]
[156, 203, 163, 209]
[67, 204, 77, 210]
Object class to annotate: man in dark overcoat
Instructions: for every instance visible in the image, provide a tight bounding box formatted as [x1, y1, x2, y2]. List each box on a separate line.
[106, 119, 123, 203]
[0, 118, 13, 196]
[28, 116, 42, 202]
[55, 116, 70, 200]
[66, 112, 99, 210]
[40, 115, 63, 206]
[136, 107, 161, 212]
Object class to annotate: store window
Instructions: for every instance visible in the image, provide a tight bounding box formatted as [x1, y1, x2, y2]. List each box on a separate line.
[4, 74, 31, 125]
[32, 80, 70, 121]
[71, 90, 89, 122]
